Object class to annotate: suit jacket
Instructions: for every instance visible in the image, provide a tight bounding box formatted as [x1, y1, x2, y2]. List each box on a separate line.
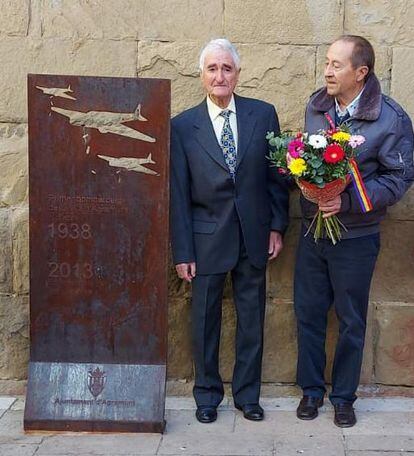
[170, 94, 289, 274]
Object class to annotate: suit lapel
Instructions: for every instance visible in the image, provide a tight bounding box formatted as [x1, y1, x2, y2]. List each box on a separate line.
[235, 95, 256, 171]
[193, 100, 229, 171]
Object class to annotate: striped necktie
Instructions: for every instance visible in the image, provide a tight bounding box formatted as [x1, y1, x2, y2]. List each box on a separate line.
[219, 110, 237, 179]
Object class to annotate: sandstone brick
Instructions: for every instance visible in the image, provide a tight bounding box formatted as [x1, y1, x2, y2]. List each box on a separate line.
[0, 295, 29, 380]
[374, 302, 414, 386]
[262, 299, 297, 382]
[237, 44, 316, 131]
[12, 206, 29, 295]
[41, 0, 223, 41]
[387, 186, 414, 221]
[0, 37, 137, 122]
[371, 220, 414, 302]
[391, 47, 414, 122]
[345, 0, 414, 46]
[267, 219, 301, 303]
[0, 128, 28, 207]
[0, 0, 29, 37]
[167, 298, 193, 379]
[0, 209, 12, 294]
[138, 41, 203, 117]
[225, 0, 343, 45]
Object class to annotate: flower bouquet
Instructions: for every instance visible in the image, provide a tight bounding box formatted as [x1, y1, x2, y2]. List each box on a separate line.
[267, 124, 369, 244]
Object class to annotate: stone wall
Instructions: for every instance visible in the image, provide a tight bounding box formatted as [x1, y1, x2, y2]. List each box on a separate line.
[0, 0, 413, 393]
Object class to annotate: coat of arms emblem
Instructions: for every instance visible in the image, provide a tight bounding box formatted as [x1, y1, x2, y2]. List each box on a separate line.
[87, 367, 106, 398]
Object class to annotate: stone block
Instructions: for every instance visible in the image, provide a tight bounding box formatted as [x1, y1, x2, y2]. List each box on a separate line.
[316, 45, 391, 94]
[371, 220, 414, 302]
[237, 44, 316, 131]
[12, 206, 29, 295]
[262, 299, 297, 383]
[0, 295, 29, 380]
[346, 435, 414, 452]
[138, 41, 203, 117]
[0, 37, 137, 122]
[391, 47, 414, 121]
[167, 298, 193, 379]
[275, 435, 345, 455]
[374, 302, 414, 386]
[345, 0, 414, 46]
[0, 128, 27, 207]
[0, 209, 12, 293]
[0, 0, 29, 37]
[225, 0, 343, 45]
[41, 0, 223, 41]
[387, 186, 414, 221]
[168, 255, 191, 300]
[267, 219, 301, 302]
[36, 433, 161, 455]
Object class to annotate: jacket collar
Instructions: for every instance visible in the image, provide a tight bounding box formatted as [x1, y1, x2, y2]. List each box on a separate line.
[310, 73, 382, 121]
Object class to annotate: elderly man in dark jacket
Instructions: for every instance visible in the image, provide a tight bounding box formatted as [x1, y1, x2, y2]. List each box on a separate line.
[295, 35, 414, 427]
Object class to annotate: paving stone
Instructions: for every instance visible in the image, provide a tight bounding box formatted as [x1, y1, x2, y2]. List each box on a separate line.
[345, 435, 414, 452]
[10, 397, 25, 411]
[0, 397, 16, 410]
[0, 411, 43, 444]
[234, 410, 341, 436]
[0, 444, 38, 456]
[36, 433, 161, 455]
[341, 412, 414, 436]
[275, 434, 345, 456]
[164, 409, 234, 435]
[159, 428, 273, 455]
[347, 452, 408, 456]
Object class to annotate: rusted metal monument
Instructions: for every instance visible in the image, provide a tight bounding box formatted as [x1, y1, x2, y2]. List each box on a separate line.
[24, 74, 170, 433]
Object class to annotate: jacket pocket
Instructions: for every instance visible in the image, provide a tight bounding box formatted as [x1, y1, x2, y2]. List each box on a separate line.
[193, 220, 217, 234]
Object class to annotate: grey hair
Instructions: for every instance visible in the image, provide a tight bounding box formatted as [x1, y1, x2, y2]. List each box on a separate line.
[199, 38, 241, 71]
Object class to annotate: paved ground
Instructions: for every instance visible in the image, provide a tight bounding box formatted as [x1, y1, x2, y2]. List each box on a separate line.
[0, 396, 413, 455]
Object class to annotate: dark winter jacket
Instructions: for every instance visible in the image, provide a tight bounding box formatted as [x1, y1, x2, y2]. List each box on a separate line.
[303, 73, 414, 238]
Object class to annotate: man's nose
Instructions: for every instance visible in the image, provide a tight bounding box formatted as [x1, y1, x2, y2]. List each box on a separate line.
[325, 64, 333, 77]
[216, 69, 225, 82]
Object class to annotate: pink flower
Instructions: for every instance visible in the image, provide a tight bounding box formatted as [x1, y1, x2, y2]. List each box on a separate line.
[348, 135, 366, 148]
[287, 139, 305, 158]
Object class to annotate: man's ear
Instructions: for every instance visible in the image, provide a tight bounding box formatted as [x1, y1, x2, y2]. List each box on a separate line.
[356, 66, 369, 82]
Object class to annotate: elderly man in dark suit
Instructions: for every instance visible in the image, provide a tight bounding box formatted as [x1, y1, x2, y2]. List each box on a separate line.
[170, 38, 289, 423]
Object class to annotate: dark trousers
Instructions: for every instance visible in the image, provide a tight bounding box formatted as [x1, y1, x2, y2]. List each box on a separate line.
[294, 229, 380, 405]
[191, 238, 266, 407]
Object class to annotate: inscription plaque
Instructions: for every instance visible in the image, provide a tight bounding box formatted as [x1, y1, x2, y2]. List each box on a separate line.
[24, 74, 170, 433]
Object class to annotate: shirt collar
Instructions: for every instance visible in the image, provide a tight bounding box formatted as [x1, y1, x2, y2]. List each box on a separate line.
[206, 94, 236, 120]
[335, 86, 365, 118]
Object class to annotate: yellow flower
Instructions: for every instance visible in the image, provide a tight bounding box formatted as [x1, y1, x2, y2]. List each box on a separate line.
[288, 158, 307, 176]
[332, 131, 351, 142]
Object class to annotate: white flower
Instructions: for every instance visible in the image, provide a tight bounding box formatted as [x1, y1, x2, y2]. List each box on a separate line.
[308, 134, 327, 149]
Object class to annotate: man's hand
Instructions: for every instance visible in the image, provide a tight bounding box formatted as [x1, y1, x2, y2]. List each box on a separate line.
[268, 230, 283, 260]
[319, 195, 341, 218]
[175, 262, 196, 282]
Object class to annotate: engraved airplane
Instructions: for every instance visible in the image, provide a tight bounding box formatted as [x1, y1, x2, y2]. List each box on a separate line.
[36, 85, 77, 100]
[97, 153, 159, 176]
[51, 104, 156, 143]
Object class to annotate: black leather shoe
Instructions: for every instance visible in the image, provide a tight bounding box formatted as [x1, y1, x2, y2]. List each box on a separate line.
[334, 403, 356, 428]
[296, 396, 324, 420]
[195, 406, 217, 423]
[235, 403, 264, 421]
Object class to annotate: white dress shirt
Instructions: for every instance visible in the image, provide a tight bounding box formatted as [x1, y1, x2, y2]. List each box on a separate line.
[335, 87, 365, 118]
[206, 94, 238, 151]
